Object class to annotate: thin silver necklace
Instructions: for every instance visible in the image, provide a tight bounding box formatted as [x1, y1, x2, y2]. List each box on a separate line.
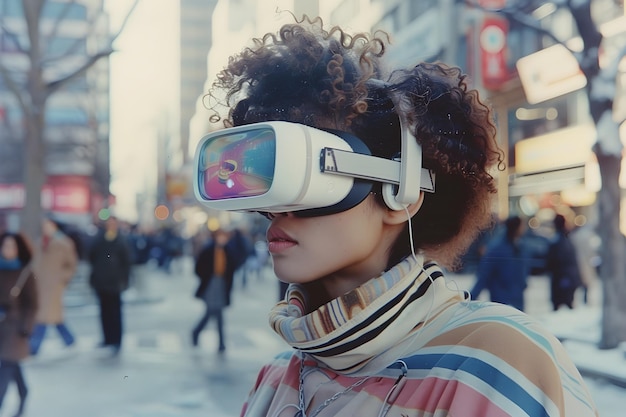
[295, 357, 371, 417]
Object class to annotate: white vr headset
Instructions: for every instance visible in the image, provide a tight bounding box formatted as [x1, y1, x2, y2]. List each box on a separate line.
[193, 120, 435, 217]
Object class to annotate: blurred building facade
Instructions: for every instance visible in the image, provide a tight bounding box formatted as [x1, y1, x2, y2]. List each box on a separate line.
[179, 0, 218, 165]
[0, 0, 111, 230]
[177, 0, 323, 236]
[150, 0, 220, 237]
[182, 0, 625, 234]
[3, 1, 624, 237]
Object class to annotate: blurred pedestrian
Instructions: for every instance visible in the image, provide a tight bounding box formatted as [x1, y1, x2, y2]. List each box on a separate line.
[0, 232, 38, 417]
[29, 217, 78, 355]
[569, 220, 600, 305]
[191, 228, 211, 259]
[127, 225, 153, 295]
[229, 228, 254, 288]
[88, 217, 132, 355]
[191, 228, 237, 352]
[470, 216, 530, 311]
[546, 214, 582, 310]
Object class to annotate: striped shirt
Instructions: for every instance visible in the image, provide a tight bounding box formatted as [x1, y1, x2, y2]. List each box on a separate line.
[243, 257, 598, 417]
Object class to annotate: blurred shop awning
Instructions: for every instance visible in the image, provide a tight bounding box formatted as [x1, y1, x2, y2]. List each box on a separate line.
[508, 165, 585, 197]
[511, 123, 596, 197]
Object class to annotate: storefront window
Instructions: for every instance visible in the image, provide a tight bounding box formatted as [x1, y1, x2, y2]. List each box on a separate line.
[507, 95, 573, 168]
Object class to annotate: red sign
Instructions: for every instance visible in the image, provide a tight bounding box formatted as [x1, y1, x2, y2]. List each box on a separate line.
[0, 176, 91, 213]
[479, 15, 509, 90]
[477, 0, 507, 7]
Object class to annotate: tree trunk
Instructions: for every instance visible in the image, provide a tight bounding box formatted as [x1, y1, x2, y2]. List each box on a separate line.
[1, 1, 134, 242]
[596, 154, 626, 348]
[22, 107, 46, 244]
[16, 0, 45, 244]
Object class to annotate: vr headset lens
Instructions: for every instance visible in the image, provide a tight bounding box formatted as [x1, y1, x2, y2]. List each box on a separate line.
[199, 128, 276, 200]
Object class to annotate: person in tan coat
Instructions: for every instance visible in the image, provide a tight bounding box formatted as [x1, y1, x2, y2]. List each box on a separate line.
[29, 218, 78, 355]
[0, 232, 38, 417]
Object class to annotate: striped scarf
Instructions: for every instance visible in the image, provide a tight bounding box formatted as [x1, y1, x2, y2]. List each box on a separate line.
[268, 255, 467, 375]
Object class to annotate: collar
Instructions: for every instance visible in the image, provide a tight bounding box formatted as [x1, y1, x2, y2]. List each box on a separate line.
[268, 255, 466, 375]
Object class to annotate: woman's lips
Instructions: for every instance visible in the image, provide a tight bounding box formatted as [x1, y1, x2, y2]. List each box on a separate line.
[267, 226, 297, 254]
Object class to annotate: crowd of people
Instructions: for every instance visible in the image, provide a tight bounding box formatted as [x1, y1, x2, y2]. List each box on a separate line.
[0, 213, 270, 416]
[470, 212, 599, 312]
[0, 216, 133, 416]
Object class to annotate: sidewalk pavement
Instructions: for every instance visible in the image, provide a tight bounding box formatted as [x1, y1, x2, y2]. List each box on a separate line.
[6, 258, 283, 417]
[63, 262, 626, 388]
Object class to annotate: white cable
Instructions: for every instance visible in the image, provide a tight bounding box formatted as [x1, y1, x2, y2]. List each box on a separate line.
[395, 206, 436, 360]
[403, 205, 418, 262]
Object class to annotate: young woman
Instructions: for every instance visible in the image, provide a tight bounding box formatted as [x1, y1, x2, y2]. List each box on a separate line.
[204, 17, 598, 417]
[0, 232, 38, 417]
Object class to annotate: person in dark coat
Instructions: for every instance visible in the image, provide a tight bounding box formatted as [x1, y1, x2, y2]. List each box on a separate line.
[0, 232, 38, 417]
[470, 216, 530, 311]
[191, 227, 239, 352]
[546, 214, 582, 310]
[88, 217, 132, 354]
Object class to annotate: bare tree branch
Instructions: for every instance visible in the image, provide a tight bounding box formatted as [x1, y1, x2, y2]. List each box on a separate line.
[110, 0, 141, 40]
[568, 0, 602, 79]
[42, 0, 104, 65]
[43, 0, 77, 47]
[0, 60, 29, 117]
[45, 48, 113, 96]
[0, 10, 28, 54]
[43, 0, 141, 96]
[603, 43, 626, 81]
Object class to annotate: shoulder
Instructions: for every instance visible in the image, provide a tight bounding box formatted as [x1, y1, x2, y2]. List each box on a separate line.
[430, 301, 558, 350]
[401, 301, 574, 383]
[399, 302, 595, 416]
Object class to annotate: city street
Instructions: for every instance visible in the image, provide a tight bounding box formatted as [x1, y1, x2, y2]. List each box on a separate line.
[2, 258, 286, 417]
[1, 258, 623, 417]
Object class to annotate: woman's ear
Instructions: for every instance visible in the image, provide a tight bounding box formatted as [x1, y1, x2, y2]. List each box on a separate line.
[383, 192, 424, 225]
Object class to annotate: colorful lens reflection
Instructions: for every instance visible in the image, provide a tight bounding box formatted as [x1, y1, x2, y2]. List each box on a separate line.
[199, 128, 275, 200]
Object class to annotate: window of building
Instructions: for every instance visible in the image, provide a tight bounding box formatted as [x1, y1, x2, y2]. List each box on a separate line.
[59, 74, 89, 92]
[374, 6, 400, 34]
[42, 1, 87, 20]
[330, 0, 360, 26]
[46, 107, 88, 126]
[0, 0, 22, 17]
[408, 0, 436, 22]
[47, 37, 87, 57]
[506, 20, 542, 75]
[508, 96, 573, 168]
[0, 32, 21, 53]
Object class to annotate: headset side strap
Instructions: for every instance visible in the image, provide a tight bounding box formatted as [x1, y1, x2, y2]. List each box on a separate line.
[321, 148, 435, 192]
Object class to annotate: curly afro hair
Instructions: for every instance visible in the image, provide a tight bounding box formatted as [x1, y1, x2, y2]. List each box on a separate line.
[207, 16, 504, 270]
